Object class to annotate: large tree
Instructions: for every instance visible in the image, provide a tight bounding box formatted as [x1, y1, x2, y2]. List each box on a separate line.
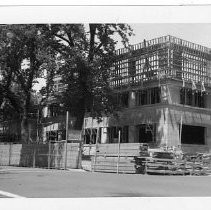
[0, 24, 57, 143]
[49, 24, 133, 129]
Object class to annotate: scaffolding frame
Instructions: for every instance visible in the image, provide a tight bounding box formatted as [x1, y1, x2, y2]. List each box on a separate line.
[110, 35, 211, 90]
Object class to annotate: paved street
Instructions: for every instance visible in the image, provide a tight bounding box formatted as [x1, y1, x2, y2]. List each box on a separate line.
[0, 166, 211, 197]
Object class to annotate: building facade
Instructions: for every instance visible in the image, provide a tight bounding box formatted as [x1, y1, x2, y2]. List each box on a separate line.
[84, 35, 211, 153]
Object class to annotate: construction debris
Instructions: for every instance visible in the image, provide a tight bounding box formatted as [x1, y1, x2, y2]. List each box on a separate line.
[135, 147, 211, 176]
[90, 143, 211, 175]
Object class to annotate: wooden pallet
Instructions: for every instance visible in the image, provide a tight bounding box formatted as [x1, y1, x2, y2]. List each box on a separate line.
[90, 143, 148, 174]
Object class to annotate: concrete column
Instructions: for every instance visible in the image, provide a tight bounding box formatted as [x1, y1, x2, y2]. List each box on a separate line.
[129, 91, 136, 108]
[101, 127, 108, 144]
[156, 108, 168, 146]
[167, 123, 180, 147]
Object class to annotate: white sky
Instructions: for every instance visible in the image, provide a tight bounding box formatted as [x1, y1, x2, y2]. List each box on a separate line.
[117, 23, 211, 49]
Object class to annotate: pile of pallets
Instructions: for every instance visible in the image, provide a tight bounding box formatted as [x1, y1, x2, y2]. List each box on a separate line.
[135, 151, 211, 176]
[92, 156, 136, 173]
[91, 143, 148, 173]
[90, 143, 211, 175]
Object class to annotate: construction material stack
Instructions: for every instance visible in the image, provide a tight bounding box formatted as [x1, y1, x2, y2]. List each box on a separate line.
[91, 143, 148, 173]
[135, 148, 211, 176]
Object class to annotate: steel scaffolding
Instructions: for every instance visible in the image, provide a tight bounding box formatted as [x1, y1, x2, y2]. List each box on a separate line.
[110, 35, 211, 90]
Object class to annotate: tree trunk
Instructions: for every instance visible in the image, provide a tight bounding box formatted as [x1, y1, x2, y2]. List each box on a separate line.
[74, 98, 86, 130]
[21, 94, 31, 144]
[21, 108, 30, 143]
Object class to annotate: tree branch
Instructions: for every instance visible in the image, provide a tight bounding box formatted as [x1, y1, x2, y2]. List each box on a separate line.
[54, 34, 73, 47]
[89, 24, 97, 62]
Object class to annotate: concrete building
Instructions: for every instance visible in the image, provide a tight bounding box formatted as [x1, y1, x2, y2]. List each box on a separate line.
[83, 35, 211, 153]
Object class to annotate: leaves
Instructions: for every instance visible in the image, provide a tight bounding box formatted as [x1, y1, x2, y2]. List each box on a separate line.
[58, 24, 133, 128]
[0, 24, 59, 142]
[0, 23, 133, 139]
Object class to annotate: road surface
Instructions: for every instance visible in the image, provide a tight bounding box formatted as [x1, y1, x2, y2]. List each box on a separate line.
[0, 166, 211, 197]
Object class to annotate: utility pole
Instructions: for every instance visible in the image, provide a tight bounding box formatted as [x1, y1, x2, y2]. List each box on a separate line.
[117, 129, 121, 174]
[64, 110, 69, 170]
[36, 108, 39, 142]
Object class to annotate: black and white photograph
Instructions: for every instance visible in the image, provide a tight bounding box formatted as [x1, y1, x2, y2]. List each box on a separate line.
[0, 2, 211, 210]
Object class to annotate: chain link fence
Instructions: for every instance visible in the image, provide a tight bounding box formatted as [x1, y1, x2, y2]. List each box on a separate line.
[0, 141, 82, 169]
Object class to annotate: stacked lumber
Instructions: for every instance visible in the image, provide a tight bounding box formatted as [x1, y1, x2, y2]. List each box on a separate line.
[91, 143, 148, 173]
[145, 158, 185, 175]
[96, 143, 143, 156]
[182, 153, 211, 175]
[135, 151, 211, 176]
[92, 156, 136, 173]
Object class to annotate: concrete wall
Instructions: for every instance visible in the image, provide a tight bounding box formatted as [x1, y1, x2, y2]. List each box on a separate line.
[84, 82, 211, 153]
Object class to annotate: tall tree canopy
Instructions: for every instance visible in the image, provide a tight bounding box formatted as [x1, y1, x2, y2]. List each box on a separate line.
[50, 24, 133, 129]
[0, 24, 58, 143]
[0, 24, 133, 142]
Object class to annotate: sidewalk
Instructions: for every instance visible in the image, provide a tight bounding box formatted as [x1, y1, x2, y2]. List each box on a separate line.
[0, 166, 86, 173]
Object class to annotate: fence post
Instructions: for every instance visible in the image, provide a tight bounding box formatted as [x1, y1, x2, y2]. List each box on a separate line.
[33, 144, 36, 168]
[117, 129, 121, 174]
[93, 128, 99, 172]
[8, 143, 12, 166]
[64, 111, 69, 170]
[77, 141, 82, 169]
[48, 141, 51, 169]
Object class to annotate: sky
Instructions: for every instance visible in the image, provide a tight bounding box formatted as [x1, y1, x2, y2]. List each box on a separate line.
[118, 23, 211, 49]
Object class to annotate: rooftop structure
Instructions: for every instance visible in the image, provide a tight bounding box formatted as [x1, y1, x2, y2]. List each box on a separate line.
[84, 35, 211, 154]
[110, 35, 211, 89]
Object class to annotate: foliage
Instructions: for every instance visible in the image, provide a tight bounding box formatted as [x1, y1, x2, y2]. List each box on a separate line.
[52, 24, 133, 128]
[0, 23, 133, 141]
[0, 24, 58, 142]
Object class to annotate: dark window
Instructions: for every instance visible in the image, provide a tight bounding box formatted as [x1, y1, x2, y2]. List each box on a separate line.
[186, 89, 192, 105]
[128, 59, 136, 77]
[108, 126, 129, 143]
[181, 125, 205, 145]
[84, 128, 98, 144]
[48, 104, 65, 117]
[122, 126, 129, 143]
[180, 88, 206, 108]
[113, 92, 129, 108]
[136, 87, 161, 106]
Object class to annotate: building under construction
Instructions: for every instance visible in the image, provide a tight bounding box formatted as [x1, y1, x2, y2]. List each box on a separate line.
[83, 35, 211, 153]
